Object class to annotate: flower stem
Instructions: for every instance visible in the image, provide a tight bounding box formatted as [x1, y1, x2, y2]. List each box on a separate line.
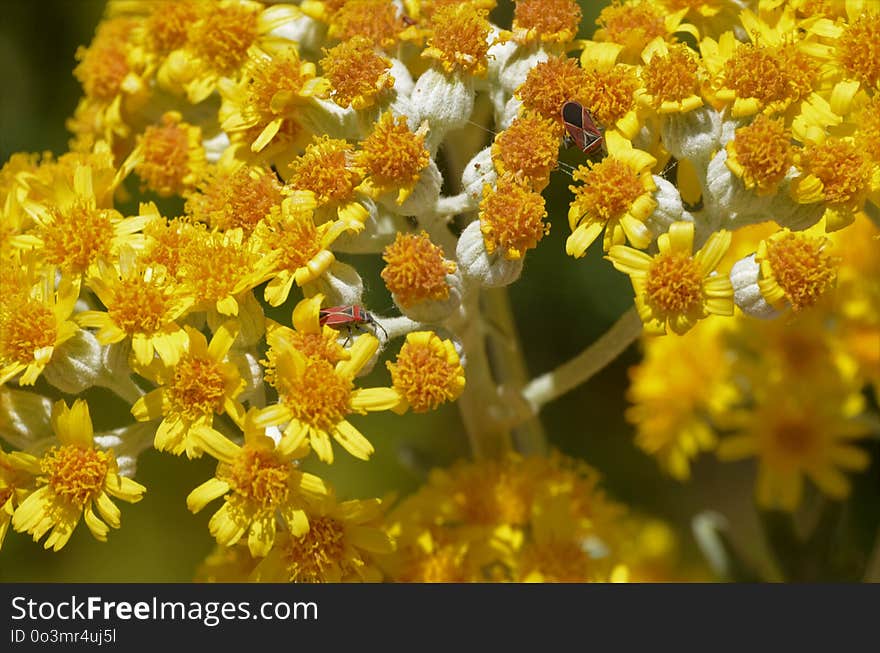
[520, 306, 642, 417]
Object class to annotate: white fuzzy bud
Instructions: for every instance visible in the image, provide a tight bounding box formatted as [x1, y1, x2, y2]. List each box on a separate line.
[661, 106, 722, 169]
[730, 254, 781, 320]
[496, 45, 548, 96]
[94, 422, 156, 478]
[300, 98, 360, 140]
[704, 149, 773, 228]
[267, 10, 327, 54]
[461, 147, 497, 207]
[411, 68, 476, 152]
[0, 386, 52, 450]
[311, 260, 364, 306]
[380, 159, 443, 216]
[327, 200, 403, 254]
[394, 270, 463, 324]
[646, 176, 686, 239]
[42, 329, 103, 394]
[497, 95, 522, 131]
[202, 130, 231, 164]
[456, 220, 523, 287]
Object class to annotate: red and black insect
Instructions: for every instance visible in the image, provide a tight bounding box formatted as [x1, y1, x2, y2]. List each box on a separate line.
[561, 101, 606, 158]
[319, 305, 388, 342]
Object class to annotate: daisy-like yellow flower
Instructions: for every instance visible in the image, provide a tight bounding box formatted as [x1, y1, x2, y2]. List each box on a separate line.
[186, 408, 327, 557]
[185, 164, 283, 235]
[717, 387, 870, 511]
[725, 115, 795, 196]
[515, 55, 589, 122]
[755, 228, 840, 312]
[139, 210, 201, 281]
[380, 232, 456, 309]
[132, 111, 206, 197]
[326, 0, 410, 51]
[508, 0, 582, 46]
[10, 399, 145, 551]
[592, 0, 692, 65]
[0, 449, 36, 550]
[266, 294, 349, 365]
[491, 111, 562, 191]
[355, 111, 430, 205]
[789, 136, 878, 232]
[608, 221, 734, 335]
[0, 261, 79, 386]
[259, 331, 400, 463]
[387, 331, 465, 413]
[809, 5, 880, 92]
[77, 252, 193, 367]
[137, 0, 200, 63]
[566, 131, 657, 256]
[638, 39, 704, 115]
[220, 48, 330, 153]
[15, 165, 146, 282]
[286, 136, 370, 225]
[422, 3, 491, 76]
[578, 63, 642, 140]
[320, 36, 394, 110]
[479, 173, 550, 260]
[194, 542, 260, 582]
[252, 494, 394, 582]
[131, 322, 246, 458]
[256, 192, 361, 307]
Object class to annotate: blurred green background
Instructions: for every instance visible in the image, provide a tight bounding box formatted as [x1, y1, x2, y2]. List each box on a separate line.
[1, 1, 876, 582]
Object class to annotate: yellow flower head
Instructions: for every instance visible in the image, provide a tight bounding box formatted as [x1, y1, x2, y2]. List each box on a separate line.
[321, 36, 395, 110]
[579, 64, 642, 138]
[327, 0, 409, 51]
[133, 111, 206, 197]
[609, 221, 734, 335]
[422, 3, 491, 76]
[252, 494, 394, 582]
[755, 229, 840, 312]
[131, 322, 246, 458]
[186, 408, 327, 558]
[355, 111, 430, 205]
[186, 164, 283, 235]
[491, 111, 562, 191]
[479, 173, 550, 260]
[515, 55, 589, 122]
[381, 232, 456, 308]
[566, 131, 657, 256]
[260, 332, 399, 463]
[725, 115, 795, 196]
[593, 0, 689, 64]
[267, 294, 350, 365]
[832, 9, 880, 89]
[386, 331, 465, 413]
[0, 448, 36, 550]
[10, 399, 145, 551]
[140, 211, 201, 281]
[638, 40, 704, 115]
[510, 0, 582, 46]
[140, 1, 199, 59]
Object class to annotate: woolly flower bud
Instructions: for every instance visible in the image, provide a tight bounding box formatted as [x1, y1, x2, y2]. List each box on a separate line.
[309, 260, 364, 307]
[704, 148, 771, 229]
[461, 147, 497, 207]
[730, 254, 781, 320]
[385, 159, 443, 217]
[645, 176, 687, 239]
[267, 10, 326, 54]
[411, 68, 475, 152]
[94, 422, 156, 479]
[202, 130, 231, 164]
[42, 329, 103, 394]
[456, 220, 523, 288]
[661, 106, 721, 169]
[0, 386, 52, 450]
[299, 97, 360, 140]
[497, 45, 550, 96]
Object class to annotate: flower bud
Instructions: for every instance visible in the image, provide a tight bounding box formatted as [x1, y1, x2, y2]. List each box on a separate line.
[456, 220, 523, 288]
[411, 68, 476, 152]
[461, 147, 497, 207]
[730, 254, 781, 320]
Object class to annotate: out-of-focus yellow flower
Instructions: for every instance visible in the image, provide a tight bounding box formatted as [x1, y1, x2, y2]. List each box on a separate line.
[185, 164, 283, 235]
[131, 111, 206, 197]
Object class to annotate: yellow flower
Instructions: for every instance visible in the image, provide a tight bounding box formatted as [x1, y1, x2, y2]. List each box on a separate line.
[566, 131, 657, 256]
[185, 164, 283, 235]
[491, 111, 562, 191]
[252, 494, 394, 582]
[77, 251, 193, 367]
[717, 387, 870, 511]
[387, 331, 465, 413]
[725, 115, 795, 196]
[186, 408, 327, 557]
[592, 0, 692, 65]
[509, 0, 581, 46]
[578, 62, 643, 140]
[355, 111, 430, 205]
[259, 332, 399, 463]
[320, 36, 394, 110]
[515, 55, 589, 122]
[0, 449, 36, 550]
[266, 294, 349, 365]
[0, 260, 79, 386]
[422, 4, 490, 76]
[479, 173, 550, 260]
[608, 221, 734, 335]
[10, 399, 145, 551]
[380, 232, 456, 309]
[132, 111, 206, 197]
[194, 542, 260, 582]
[326, 0, 410, 51]
[131, 322, 246, 458]
[638, 39, 704, 115]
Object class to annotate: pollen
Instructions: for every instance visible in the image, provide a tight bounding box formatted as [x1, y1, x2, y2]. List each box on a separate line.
[321, 36, 394, 109]
[146, 1, 199, 54]
[479, 173, 550, 260]
[73, 18, 136, 102]
[491, 111, 562, 186]
[423, 4, 491, 76]
[386, 332, 465, 412]
[571, 158, 645, 223]
[642, 44, 700, 105]
[595, 0, 665, 58]
[218, 448, 290, 509]
[135, 112, 203, 197]
[512, 0, 582, 43]
[726, 115, 793, 194]
[281, 515, 347, 582]
[41, 201, 118, 274]
[515, 55, 589, 121]
[799, 138, 873, 206]
[275, 358, 352, 431]
[722, 43, 815, 111]
[581, 65, 639, 127]
[356, 112, 429, 191]
[328, 0, 406, 50]
[762, 231, 839, 311]
[186, 166, 282, 234]
[836, 12, 880, 87]
[0, 300, 56, 364]
[168, 356, 229, 419]
[381, 232, 455, 308]
[242, 51, 314, 120]
[645, 254, 704, 314]
[41, 445, 109, 507]
[288, 136, 361, 205]
[189, 1, 259, 76]
[106, 275, 175, 336]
